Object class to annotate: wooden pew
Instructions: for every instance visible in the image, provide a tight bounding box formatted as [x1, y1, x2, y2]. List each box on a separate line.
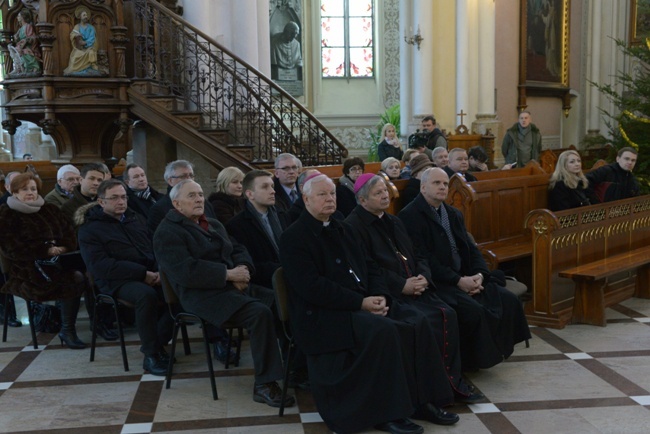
[447, 161, 550, 269]
[0, 161, 59, 195]
[538, 145, 613, 174]
[524, 195, 650, 329]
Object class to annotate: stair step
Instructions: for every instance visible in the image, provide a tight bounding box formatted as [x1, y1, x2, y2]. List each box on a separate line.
[149, 96, 185, 111]
[199, 129, 230, 143]
[171, 112, 202, 128]
[130, 80, 172, 95]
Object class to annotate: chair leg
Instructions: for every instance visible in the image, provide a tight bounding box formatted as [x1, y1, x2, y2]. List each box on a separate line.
[201, 320, 218, 400]
[525, 339, 530, 348]
[111, 301, 129, 372]
[180, 323, 191, 356]
[26, 300, 38, 349]
[2, 293, 9, 342]
[166, 322, 181, 390]
[224, 327, 234, 370]
[279, 341, 293, 417]
[234, 327, 243, 368]
[89, 299, 99, 362]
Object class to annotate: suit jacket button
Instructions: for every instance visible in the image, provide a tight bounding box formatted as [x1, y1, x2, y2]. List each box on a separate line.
[335, 258, 341, 264]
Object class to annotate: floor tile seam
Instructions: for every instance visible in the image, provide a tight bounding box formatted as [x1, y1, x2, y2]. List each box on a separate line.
[493, 396, 639, 412]
[125, 381, 165, 425]
[0, 351, 41, 383]
[575, 358, 650, 396]
[8, 374, 144, 388]
[529, 327, 582, 353]
[150, 413, 302, 431]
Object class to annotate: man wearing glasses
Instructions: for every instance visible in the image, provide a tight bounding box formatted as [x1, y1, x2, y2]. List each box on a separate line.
[44, 164, 81, 208]
[79, 179, 173, 376]
[273, 153, 302, 213]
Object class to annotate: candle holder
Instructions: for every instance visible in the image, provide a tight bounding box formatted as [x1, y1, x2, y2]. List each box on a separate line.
[404, 25, 423, 51]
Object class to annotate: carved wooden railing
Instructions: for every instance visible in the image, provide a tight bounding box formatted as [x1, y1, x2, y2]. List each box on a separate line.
[130, 0, 347, 166]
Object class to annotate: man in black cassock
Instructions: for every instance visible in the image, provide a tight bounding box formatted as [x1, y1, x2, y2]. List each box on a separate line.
[279, 173, 458, 434]
[346, 174, 483, 404]
[399, 168, 531, 370]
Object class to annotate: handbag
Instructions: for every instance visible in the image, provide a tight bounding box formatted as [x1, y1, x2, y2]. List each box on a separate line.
[34, 250, 86, 283]
[30, 302, 61, 333]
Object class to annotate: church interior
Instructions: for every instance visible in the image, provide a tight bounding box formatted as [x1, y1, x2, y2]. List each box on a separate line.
[1, 0, 650, 433]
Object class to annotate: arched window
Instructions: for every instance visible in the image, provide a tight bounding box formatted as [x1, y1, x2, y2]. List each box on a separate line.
[320, 0, 374, 78]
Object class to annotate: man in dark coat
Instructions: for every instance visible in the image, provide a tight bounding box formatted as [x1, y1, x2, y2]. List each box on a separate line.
[399, 168, 531, 370]
[586, 147, 640, 202]
[78, 179, 174, 376]
[346, 174, 483, 404]
[61, 163, 106, 222]
[123, 164, 163, 218]
[280, 173, 458, 434]
[287, 169, 345, 223]
[444, 148, 478, 182]
[153, 179, 294, 409]
[502, 110, 542, 169]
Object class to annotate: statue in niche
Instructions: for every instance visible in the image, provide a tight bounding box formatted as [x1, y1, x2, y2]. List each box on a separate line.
[8, 9, 42, 77]
[63, 6, 107, 77]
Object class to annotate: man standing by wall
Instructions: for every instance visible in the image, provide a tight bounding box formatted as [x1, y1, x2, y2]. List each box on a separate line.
[502, 111, 542, 169]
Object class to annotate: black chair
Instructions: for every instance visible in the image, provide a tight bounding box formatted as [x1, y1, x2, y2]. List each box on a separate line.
[89, 283, 130, 372]
[271, 267, 293, 417]
[159, 270, 242, 400]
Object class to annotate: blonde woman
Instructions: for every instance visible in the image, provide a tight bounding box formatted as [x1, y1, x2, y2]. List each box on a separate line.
[377, 123, 403, 161]
[548, 150, 598, 211]
[380, 157, 401, 180]
[208, 167, 245, 224]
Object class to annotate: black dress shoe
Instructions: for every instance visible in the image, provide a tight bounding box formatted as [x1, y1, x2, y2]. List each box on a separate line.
[92, 323, 118, 341]
[158, 347, 176, 364]
[374, 418, 424, 434]
[456, 390, 485, 404]
[7, 317, 22, 328]
[288, 369, 311, 390]
[143, 354, 168, 376]
[253, 381, 295, 408]
[412, 403, 460, 426]
[213, 340, 237, 365]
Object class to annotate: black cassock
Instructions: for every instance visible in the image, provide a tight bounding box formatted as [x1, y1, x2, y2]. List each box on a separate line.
[280, 211, 443, 433]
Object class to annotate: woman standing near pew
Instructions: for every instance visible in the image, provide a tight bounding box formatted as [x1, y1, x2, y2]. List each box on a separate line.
[548, 150, 599, 211]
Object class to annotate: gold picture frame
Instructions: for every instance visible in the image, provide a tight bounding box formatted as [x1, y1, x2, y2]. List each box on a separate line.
[518, 0, 571, 112]
[630, 0, 650, 46]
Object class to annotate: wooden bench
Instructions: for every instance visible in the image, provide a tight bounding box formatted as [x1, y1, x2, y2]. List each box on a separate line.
[559, 246, 650, 326]
[525, 195, 650, 329]
[0, 161, 59, 194]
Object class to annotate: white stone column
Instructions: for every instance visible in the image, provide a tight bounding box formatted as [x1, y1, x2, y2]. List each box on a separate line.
[587, 0, 602, 134]
[455, 0, 470, 124]
[257, 1, 271, 76]
[399, 0, 414, 136]
[231, 0, 262, 69]
[412, 0, 434, 117]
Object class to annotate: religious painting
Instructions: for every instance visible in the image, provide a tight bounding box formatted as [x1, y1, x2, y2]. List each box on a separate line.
[269, 0, 304, 97]
[519, 0, 570, 88]
[630, 0, 650, 46]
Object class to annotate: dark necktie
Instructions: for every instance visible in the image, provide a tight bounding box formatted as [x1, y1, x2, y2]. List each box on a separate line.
[289, 189, 298, 204]
[261, 213, 279, 253]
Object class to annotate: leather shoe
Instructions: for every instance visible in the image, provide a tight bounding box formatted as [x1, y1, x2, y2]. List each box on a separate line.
[143, 354, 168, 376]
[374, 418, 424, 434]
[411, 403, 459, 426]
[456, 390, 485, 404]
[7, 317, 22, 328]
[92, 323, 118, 341]
[158, 347, 176, 364]
[288, 369, 311, 390]
[253, 381, 295, 408]
[213, 340, 237, 365]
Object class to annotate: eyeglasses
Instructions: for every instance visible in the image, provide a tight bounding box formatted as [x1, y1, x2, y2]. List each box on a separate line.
[277, 166, 299, 172]
[62, 177, 80, 182]
[170, 173, 195, 180]
[349, 167, 363, 173]
[102, 195, 128, 202]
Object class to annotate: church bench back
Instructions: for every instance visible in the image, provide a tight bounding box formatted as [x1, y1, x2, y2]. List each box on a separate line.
[0, 161, 58, 195]
[524, 195, 650, 329]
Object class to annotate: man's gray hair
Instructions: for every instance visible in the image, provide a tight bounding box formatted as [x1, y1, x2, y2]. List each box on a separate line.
[169, 179, 196, 201]
[57, 164, 79, 180]
[274, 153, 302, 170]
[164, 160, 194, 182]
[420, 167, 447, 184]
[432, 147, 447, 158]
[355, 175, 385, 202]
[302, 174, 332, 196]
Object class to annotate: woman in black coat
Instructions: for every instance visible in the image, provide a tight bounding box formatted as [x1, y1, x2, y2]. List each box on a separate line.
[548, 150, 599, 211]
[0, 173, 86, 349]
[377, 123, 404, 161]
[208, 167, 245, 224]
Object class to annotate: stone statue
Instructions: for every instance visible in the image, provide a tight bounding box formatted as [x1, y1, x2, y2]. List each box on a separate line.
[8, 9, 42, 77]
[63, 6, 107, 76]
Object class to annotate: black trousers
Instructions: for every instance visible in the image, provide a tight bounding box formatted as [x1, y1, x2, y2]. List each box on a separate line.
[114, 282, 174, 356]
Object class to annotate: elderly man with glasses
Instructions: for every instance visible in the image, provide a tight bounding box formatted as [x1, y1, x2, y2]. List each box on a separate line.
[44, 164, 81, 208]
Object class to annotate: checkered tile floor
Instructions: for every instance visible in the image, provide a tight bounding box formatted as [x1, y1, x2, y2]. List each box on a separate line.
[2, 298, 650, 433]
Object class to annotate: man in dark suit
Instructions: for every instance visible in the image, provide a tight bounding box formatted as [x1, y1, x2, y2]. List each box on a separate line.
[280, 173, 458, 434]
[153, 179, 293, 409]
[443, 148, 478, 182]
[273, 153, 302, 213]
[398, 168, 531, 370]
[123, 164, 163, 218]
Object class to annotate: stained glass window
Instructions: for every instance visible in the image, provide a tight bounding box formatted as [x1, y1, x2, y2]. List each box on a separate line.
[321, 0, 374, 78]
